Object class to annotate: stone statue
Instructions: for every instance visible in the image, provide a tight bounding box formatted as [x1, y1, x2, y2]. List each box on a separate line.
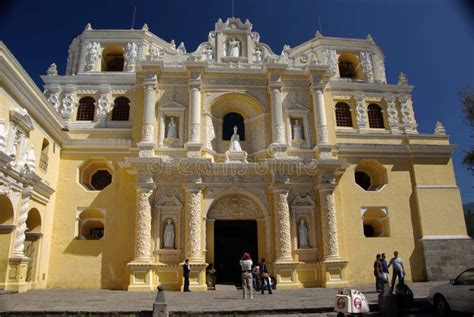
[150, 47, 161, 61]
[293, 119, 303, 140]
[204, 46, 213, 60]
[125, 43, 138, 71]
[254, 48, 263, 62]
[167, 117, 177, 139]
[229, 38, 240, 57]
[85, 42, 101, 71]
[228, 126, 242, 151]
[163, 218, 175, 249]
[177, 42, 186, 55]
[298, 218, 310, 248]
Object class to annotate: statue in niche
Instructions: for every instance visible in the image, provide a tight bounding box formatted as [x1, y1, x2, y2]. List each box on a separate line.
[254, 48, 263, 62]
[298, 218, 310, 248]
[163, 218, 175, 249]
[293, 119, 303, 140]
[228, 126, 243, 151]
[167, 117, 178, 139]
[204, 46, 213, 60]
[229, 38, 240, 57]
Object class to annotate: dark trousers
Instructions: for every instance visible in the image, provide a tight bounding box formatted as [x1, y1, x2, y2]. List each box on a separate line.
[375, 273, 383, 292]
[391, 270, 404, 289]
[261, 276, 272, 294]
[183, 275, 190, 291]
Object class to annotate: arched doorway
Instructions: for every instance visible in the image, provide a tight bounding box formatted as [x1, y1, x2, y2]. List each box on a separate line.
[0, 194, 15, 289]
[206, 193, 267, 286]
[25, 208, 42, 284]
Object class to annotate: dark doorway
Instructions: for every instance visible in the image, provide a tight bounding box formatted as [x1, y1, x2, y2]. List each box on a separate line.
[214, 220, 258, 286]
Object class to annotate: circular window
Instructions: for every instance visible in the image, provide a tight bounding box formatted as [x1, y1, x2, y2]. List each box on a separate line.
[90, 170, 112, 190]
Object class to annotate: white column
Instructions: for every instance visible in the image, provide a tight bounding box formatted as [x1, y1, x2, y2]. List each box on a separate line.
[272, 187, 293, 262]
[316, 174, 340, 259]
[185, 186, 203, 262]
[311, 87, 329, 145]
[270, 86, 285, 144]
[188, 85, 202, 144]
[12, 187, 33, 257]
[134, 186, 153, 262]
[138, 73, 157, 157]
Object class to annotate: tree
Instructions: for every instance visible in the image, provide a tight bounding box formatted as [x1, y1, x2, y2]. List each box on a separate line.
[460, 85, 474, 173]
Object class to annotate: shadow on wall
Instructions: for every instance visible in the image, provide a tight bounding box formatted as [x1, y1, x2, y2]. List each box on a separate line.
[408, 186, 427, 282]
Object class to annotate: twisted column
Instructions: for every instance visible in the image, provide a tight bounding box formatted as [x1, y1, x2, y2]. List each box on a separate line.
[185, 186, 203, 262]
[272, 187, 293, 261]
[13, 187, 33, 257]
[317, 182, 340, 259]
[134, 186, 153, 262]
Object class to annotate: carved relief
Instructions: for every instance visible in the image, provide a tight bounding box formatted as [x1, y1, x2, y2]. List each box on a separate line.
[325, 49, 338, 77]
[208, 195, 261, 219]
[85, 42, 101, 71]
[318, 187, 339, 258]
[47, 93, 60, 111]
[125, 43, 138, 72]
[273, 189, 292, 260]
[97, 93, 110, 117]
[135, 188, 153, 261]
[360, 52, 374, 82]
[61, 93, 74, 119]
[185, 188, 202, 259]
[13, 188, 33, 257]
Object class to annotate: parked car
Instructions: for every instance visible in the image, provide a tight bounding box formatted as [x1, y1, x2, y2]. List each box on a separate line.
[428, 268, 474, 315]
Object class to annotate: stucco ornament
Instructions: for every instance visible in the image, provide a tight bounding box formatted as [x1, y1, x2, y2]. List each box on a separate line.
[293, 120, 303, 140]
[134, 187, 153, 261]
[97, 94, 110, 117]
[228, 126, 243, 151]
[371, 53, 387, 84]
[325, 49, 338, 77]
[13, 187, 33, 257]
[254, 47, 263, 62]
[360, 52, 374, 82]
[355, 94, 368, 129]
[228, 38, 240, 57]
[186, 188, 202, 260]
[177, 42, 186, 55]
[434, 121, 446, 135]
[166, 117, 178, 139]
[208, 196, 261, 219]
[47, 93, 60, 111]
[273, 188, 293, 261]
[85, 42, 101, 71]
[125, 43, 138, 71]
[47, 63, 58, 76]
[385, 94, 399, 128]
[318, 187, 339, 258]
[150, 47, 161, 61]
[203, 46, 213, 60]
[398, 72, 409, 85]
[61, 93, 74, 119]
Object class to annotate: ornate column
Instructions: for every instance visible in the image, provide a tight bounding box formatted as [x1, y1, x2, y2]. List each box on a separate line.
[184, 186, 203, 262]
[96, 85, 110, 128]
[269, 85, 285, 145]
[385, 93, 400, 134]
[185, 73, 202, 157]
[134, 185, 153, 262]
[398, 94, 418, 134]
[272, 187, 293, 262]
[138, 73, 157, 157]
[12, 186, 33, 258]
[316, 173, 340, 259]
[355, 92, 368, 133]
[61, 85, 76, 123]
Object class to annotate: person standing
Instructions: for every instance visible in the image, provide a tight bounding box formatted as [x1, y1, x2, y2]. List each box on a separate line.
[206, 263, 217, 290]
[183, 258, 191, 292]
[260, 258, 273, 294]
[381, 253, 389, 282]
[240, 253, 253, 299]
[388, 251, 406, 291]
[373, 254, 383, 293]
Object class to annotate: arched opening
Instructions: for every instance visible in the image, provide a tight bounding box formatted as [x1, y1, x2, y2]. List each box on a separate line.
[367, 104, 385, 129]
[222, 112, 245, 141]
[39, 138, 49, 171]
[101, 45, 125, 72]
[0, 194, 15, 287]
[362, 208, 390, 237]
[335, 102, 353, 127]
[111, 97, 130, 121]
[354, 160, 388, 191]
[338, 53, 363, 80]
[77, 209, 105, 240]
[76, 97, 95, 121]
[25, 208, 42, 282]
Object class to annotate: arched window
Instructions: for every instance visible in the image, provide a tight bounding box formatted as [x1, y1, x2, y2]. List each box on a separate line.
[76, 97, 95, 121]
[39, 138, 49, 171]
[222, 112, 245, 141]
[367, 104, 385, 128]
[338, 53, 363, 79]
[111, 97, 130, 121]
[102, 46, 125, 72]
[335, 102, 353, 127]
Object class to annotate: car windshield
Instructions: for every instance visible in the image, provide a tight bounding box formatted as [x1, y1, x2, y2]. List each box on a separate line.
[456, 269, 474, 285]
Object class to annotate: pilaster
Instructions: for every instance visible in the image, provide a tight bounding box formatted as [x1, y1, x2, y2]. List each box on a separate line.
[385, 93, 400, 134]
[185, 73, 203, 157]
[138, 72, 158, 157]
[268, 71, 288, 157]
[355, 92, 368, 133]
[96, 85, 111, 128]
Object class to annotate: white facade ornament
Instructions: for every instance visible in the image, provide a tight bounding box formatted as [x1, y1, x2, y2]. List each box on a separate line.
[228, 126, 242, 151]
[0, 120, 5, 152]
[318, 185, 340, 258]
[228, 38, 240, 57]
[315, 30, 322, 38]
[163, 218, 175, 249]
[84, 23, 92, 31]
[61, 93, 74, 120]
[185, 187, 203, 261]
[150, 47, 161, 60]
[85, 42, 101, 71]
[398, 72, 409, 85]
[134, 187, 153, 262]
[399, 94, 418, 133]
[298, 218, 310, 248]
[47, 63, 58, 76]
[360, 52, 374, 82]
[203, 46, 213, 60]
[47, 93, 60, 111]
[281, 44, 291, 57]
[325, 49, 338, 77]
[13, 187, 33, 257]
[371, 53, 387, 84]
[385, 93, 400, 133]
[142, 23, 149, 31]
[273, 188, 293, 261]
[254, 48, 263, 63]
[292, 119, 303, 140]
[434, 121, 446, 135]
[367, 34, 374, 42]
[97, 93, 110, 117]
[125, 43, 138, 71]
[355, 93, 368, 130]
[177, 42, 186, 55]
[166, 117, 178, 139]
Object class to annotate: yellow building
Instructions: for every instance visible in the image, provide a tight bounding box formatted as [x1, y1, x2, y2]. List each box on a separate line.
[0, 18, 470, 292]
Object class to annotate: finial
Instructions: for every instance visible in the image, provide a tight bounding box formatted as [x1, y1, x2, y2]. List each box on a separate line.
[47, 63, 58, 76]
[170, 40, 176, 49]
[142, 23, 149, 31]
[398, 72, 409, 85]
[85, 23, 92, 31]
[367, 34, 373, 42]
[177, 42, 186, 54]
[315, 30, 322, 39]
[245, 19, 251, 25]
[218, 18, 223, 23]
[434, 121, 446, 135]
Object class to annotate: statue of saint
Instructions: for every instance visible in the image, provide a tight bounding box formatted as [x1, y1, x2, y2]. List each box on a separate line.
[254, 48, 263, 62]
[167, 117, 177, 139]
[228, 126, 242, 151]
[298, 218, 310, 248]
[229, 38, 240, 57]
[293, 119, 303, 140]
[204, 46, 213, 60]
[163, 218, 175, 249]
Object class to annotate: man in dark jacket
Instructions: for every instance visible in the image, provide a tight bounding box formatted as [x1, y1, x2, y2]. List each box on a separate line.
[259, 258, 272, 294]
[183, 258, 191, 292]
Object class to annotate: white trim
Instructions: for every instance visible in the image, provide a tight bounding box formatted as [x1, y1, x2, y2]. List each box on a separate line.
[420, 235, 471, 241]
[415, 185, 458, 189]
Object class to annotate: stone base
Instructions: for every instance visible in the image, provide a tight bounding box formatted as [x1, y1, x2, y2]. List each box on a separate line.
[138, 141, 155, 158]
[225, 150, 248, 163]
[185, 142, 202, 158]
[127, 262, 155, 291]
[314, 144, 333, 160]
[273, 261, 303, 290]
[421, 236, 474, 280]
[269, 143, 288, 158]
[5, 257, 31, 293]
[319, 259, 348, 288]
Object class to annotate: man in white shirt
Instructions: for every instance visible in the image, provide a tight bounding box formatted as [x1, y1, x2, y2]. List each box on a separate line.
[240, 253, 253, 299]
[388, 251, 405, 291]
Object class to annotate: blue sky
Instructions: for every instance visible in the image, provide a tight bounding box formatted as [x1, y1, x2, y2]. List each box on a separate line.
[1, 0, 473, 203]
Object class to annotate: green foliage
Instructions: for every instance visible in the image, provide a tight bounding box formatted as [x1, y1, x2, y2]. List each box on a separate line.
[460, 85, 474, 174]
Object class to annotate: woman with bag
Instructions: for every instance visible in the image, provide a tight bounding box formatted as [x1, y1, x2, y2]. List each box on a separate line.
[259, 258, 273, 294]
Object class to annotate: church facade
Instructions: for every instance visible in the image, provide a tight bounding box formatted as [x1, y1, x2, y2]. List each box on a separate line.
[0, 18, 470, 292]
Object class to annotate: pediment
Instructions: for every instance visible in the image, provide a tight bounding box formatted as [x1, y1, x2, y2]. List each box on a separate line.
[156, 195, 183, 208]
[10, 108, 33, 134]
[160, 101, 185, 111]
[291, 194, 315, 208]
[286, 102, 308, 112]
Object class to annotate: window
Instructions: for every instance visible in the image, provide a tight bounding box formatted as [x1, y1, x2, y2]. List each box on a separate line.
[111, 97, 130, 121]
[354, 160, 388, 191]
[76, 209, 105, 240]
[361, 207, 390, 237]
[223, 112, 245, 140]
[335, 102, 353, 127]
[39, 138, 49, 172]
[77, 97, 95, 121]
[367, 104, 385, 129]
[338, 53, 363, 80]
[355, 171, 371, 190]
[90, 170, 112, 190]
[102, 45, 125, 72]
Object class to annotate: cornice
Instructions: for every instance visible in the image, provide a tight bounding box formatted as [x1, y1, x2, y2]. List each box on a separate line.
[42, 72, 137, 86]
[328, 80, 413, 94]
[62, 138, 132, 150]
[337, 143, 456, 158]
